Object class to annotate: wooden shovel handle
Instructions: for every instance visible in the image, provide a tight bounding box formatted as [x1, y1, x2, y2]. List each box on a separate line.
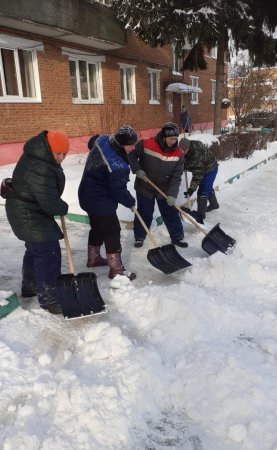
[143, 176, 207, 235]
[184, 170, 192, 209]
[133, 208, 159, 248]
[60, 216, 75, 273]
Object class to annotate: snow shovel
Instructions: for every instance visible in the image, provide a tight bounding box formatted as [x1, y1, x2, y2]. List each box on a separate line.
[143, 177, 236, 256]
[181, 171, 204, 224]
[133, 208, 191, 274]
[56, 216, 108, 319]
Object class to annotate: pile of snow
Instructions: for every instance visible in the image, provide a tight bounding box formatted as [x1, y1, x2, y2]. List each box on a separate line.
[0, 138, 277, 450]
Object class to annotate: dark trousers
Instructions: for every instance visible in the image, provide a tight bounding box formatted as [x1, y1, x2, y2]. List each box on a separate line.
[134, 192, 184, 241]
[22, 241, 61, 306]
[88, 214, 121, 253]
[197, 166, 218, 197]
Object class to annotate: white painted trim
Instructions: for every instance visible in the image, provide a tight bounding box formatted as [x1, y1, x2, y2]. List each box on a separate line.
[0, 46, 42, 102]
[147, 68, 162, 73]
[0, 34, 43, 51]
[118, 62, 137, 69]
[62, 47, 105, 62]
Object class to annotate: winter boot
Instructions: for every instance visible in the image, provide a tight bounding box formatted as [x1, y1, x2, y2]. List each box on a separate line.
[134, 240, 144, 248]
[40, 302, 63, 315]
[87, 245, 108, 268]
[171, 238, 188, 248]
[197, 196, 208, 220]
[107, 253, 136, 281]
[206, 190, 219, 212]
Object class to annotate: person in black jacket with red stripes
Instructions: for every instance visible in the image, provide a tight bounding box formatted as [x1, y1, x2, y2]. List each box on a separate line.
[128, 122, 187, 248]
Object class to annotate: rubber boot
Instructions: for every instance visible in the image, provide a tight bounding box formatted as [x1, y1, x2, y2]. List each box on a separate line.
[107, 253, 136, 281]
[87, 245, 108, 268]
[197, 196, 208, 220]
[206, 190, 219, 212]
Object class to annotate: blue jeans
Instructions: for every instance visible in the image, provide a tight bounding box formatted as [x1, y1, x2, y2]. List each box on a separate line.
[22, 241, 61, 306]
[134, 192, 184, 241]
[197, 166, 218, 197]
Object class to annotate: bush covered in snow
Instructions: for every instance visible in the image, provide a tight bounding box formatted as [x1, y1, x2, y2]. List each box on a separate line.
[210, 130, 275, 160]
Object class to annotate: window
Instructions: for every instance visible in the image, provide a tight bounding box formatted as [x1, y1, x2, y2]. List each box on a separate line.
[0, 35, 42, 103]
[209, 47, 217, 59]
[172, 45, 182, 74]
[119, 63, 136, 104]
[68, 57, 103, 104]
[190, 76, 199, 104]
[211, 79, 216, 104]
[148, 69, 160, 104]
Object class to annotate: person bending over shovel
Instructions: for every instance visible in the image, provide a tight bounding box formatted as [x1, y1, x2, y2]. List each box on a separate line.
[5, 130, 69, 314]
[128, 122, 188, 249]
[78, 125, 137, 281]
[179, 138, 219, 220]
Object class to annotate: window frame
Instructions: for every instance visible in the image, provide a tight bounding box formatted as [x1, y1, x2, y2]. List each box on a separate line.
[172, 45, 182, 75]
[63, 49, 105, 105]
[118, 63, 136, 104]
[211, 79, 216, 104]
[207, 47, 218, 59]
[0, 34, 42, 104]
[147, 68, 161, 104]
[190, 76, 199, 104]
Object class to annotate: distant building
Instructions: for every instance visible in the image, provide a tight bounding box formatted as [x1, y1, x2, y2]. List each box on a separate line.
[0, 0, 227, 164]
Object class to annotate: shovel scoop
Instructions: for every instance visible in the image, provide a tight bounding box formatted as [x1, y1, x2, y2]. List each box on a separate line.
[143, 176, 236, 257]
[57, 216, 107, 320]
[201, 223, 236, 256]
[147, 244, 191, 274]
[133, 208, 191, 274]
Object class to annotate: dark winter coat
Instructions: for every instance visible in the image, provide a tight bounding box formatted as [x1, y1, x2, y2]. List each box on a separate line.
[180, 110, 191, 132]
[5, 131, 68, 242]
[78, 135, 135, 216]
[128, 132, 184, 199]
[184, 141, 218, 192]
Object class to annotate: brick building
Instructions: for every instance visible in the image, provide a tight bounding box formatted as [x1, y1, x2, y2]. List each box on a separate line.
[0, 0, 227, 164]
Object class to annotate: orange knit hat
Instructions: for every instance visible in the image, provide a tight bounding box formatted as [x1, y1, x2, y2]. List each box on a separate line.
[47, 130, 70, 154]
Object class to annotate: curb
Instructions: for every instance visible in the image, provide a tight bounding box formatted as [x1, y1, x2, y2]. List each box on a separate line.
[220, 151, 277, 187]
[0, 293, 19, 319]
[62, 212, 163, 228]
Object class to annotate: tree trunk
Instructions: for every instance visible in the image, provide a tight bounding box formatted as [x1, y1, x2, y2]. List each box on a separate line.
[213, 30, 227, 135]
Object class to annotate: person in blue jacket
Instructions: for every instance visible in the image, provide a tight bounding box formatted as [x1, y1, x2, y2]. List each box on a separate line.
[78, 125, 137, 280]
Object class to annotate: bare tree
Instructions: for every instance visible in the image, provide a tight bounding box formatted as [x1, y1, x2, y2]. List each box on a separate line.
[228, 58, 275, 132]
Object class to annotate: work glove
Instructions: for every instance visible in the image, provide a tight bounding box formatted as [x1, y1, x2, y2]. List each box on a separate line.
[166, 196, 176, 206]
[135, 170, 147, 180]
[184, 188, 194, 198]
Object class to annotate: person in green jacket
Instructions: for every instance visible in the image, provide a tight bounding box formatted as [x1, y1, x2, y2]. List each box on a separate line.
[179, 138, 219, 219]
[5, 130, 69, 314]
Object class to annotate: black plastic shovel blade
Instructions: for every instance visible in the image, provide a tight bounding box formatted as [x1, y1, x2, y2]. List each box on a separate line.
[201, 223, 236, 256]
[56, 272, 107, 319]
[147, 244, 192, 274]
[181, 206, 204, 224]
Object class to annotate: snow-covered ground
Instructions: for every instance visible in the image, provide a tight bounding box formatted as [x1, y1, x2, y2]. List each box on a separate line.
[0, 135, 277, 450]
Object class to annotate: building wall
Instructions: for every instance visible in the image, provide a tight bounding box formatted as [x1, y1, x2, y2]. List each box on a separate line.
[0, 27, 226, 164]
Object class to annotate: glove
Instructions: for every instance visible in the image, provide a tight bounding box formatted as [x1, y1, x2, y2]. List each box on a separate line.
[184, 188, 194, 198]
[166, 196, 176, 206]
[130, 205, 136, 212]
[135, 170, 147, 180]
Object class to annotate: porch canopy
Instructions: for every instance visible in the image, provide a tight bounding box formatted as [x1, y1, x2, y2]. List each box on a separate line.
[165, 82, 202, 93]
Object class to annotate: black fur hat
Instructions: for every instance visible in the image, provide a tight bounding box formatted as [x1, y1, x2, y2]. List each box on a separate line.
[161, 122, 179, 138]
[114, 125, 138, 146]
